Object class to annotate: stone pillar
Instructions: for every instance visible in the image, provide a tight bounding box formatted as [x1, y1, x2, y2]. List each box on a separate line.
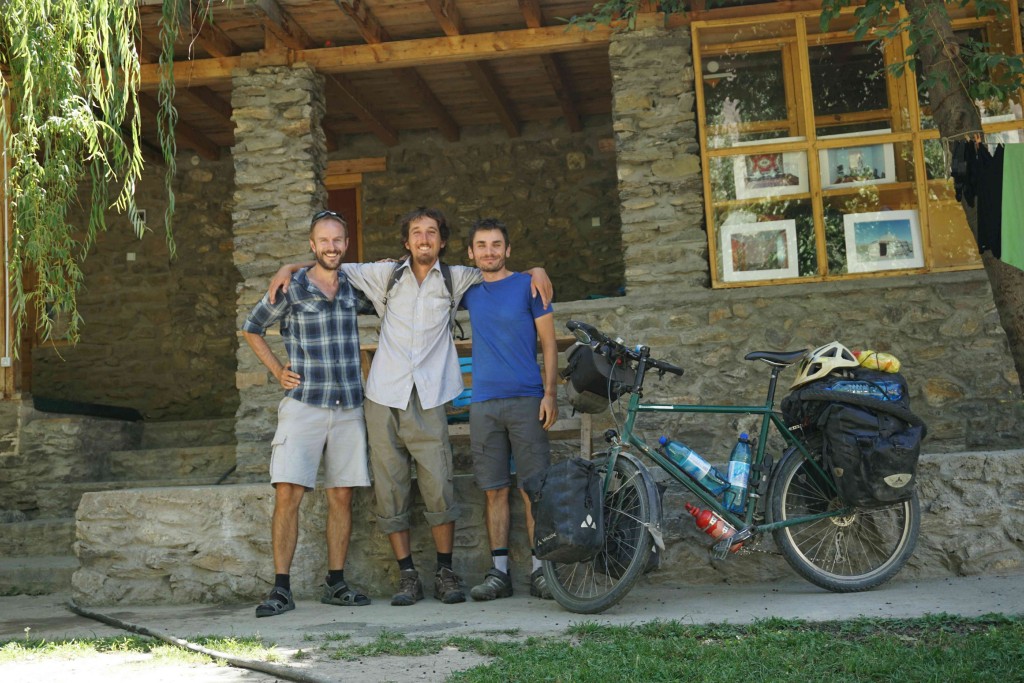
[231, 65, 328, 479]
[609, 27, 708, 294]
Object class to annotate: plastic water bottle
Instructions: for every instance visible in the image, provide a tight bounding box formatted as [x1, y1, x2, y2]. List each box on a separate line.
[722, 433, 753, 514]
[659, 436, 729, 495]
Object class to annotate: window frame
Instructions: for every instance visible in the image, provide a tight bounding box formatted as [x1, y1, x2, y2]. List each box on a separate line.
[692, 2, 1023, 288]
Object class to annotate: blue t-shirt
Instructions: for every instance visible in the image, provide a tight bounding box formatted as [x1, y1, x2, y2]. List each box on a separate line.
[461, 272, 553, 403]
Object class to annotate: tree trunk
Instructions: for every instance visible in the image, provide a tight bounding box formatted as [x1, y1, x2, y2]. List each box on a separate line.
[906, 0, 1024, 385]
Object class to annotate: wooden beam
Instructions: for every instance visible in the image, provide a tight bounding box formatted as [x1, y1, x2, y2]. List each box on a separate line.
[247, 0, 312, 51]
[139, 25, 613, 87]
[424, 0, 465, 36]
[327, 157, 387, 175]
[423, 0, 519, 137]
[394, 69, 460, 141]
[137, 93, 221, 160]
[323, 74, 399, 147]
[334, 0, 460, 141]
[137, 33, 162, 63]
[188, 14, 241, 58]
[181, 87, 234, 127]
[332, 0, 385, 44]
[465, 62, 520, 137]
[540, 54, 582, 132]
[517, 0, 544, 29]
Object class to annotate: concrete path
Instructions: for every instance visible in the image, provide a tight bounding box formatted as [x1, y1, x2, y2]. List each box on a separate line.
[2, 572, 1022, 683]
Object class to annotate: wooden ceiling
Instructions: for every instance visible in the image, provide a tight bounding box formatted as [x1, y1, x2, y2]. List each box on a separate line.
[135, 0, 621, 159]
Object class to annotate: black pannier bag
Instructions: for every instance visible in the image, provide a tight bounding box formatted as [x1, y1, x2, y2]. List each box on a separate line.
[524, 458, 604, 563]
[782, 368, 927, 508]
[562, 342, 636, 414]
[818, 402, 925, 508]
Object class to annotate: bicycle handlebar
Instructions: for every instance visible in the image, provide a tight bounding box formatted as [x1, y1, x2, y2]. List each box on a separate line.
[566, 320, 684, 376]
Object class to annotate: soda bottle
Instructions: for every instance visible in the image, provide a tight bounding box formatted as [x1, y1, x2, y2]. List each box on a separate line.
[722, 433, 752, 514]
[685, 502, 742, 553]
[658, 436, 729, 496]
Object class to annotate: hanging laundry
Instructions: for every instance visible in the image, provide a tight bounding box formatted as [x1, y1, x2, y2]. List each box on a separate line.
[975, 144, 1004, 259]
[1001, 144, 1024, 271]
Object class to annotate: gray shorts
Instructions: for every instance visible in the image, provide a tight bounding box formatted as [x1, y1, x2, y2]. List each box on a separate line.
[364, 389, 458, 534]
[269, 397, 370, 490]
[470, 396, 551, 490]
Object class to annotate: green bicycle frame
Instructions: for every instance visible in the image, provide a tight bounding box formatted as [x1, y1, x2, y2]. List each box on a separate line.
[604, 362, 845, 535]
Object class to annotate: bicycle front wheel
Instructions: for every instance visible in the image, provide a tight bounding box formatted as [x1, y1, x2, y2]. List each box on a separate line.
[542, 455, 655, 614]
[769, 437, 919, 592]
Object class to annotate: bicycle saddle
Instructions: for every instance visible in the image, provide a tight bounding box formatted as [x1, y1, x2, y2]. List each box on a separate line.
[744, 349, 808, 366]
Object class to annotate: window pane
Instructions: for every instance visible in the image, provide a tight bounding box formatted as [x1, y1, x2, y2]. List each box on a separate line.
[714, 201, 815, 282]
[697, 20, 802, 149]
[809, 41, 892, 137]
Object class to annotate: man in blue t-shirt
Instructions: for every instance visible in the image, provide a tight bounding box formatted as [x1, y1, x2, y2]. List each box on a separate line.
[460, 218, 559, 601]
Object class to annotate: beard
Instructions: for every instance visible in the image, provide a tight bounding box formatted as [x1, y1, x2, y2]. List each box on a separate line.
[476, 259, 504, 272]
[314, 251, 342, 270]
[412, 249, 438, 266]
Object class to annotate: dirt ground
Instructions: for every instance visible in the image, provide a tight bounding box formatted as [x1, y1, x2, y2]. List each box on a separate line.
[2, 573, 1023, 683]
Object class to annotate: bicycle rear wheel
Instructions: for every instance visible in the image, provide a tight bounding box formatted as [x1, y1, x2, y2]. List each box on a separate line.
[769, 437, 919, 592]
[542, 455, 654, 614]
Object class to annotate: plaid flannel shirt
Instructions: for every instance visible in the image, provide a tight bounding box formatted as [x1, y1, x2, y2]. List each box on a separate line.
[242, 268, 373, 409]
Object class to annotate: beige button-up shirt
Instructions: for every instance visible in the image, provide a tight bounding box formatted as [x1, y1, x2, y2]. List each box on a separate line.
[343, 260, 481, 411]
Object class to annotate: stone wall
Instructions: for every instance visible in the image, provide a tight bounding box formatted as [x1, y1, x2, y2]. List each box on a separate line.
[231, 64, 330, 479]
[71, 450, 1024, 605]
[339, 119, 624, 302]
[0, 403, 140, 516]
[549, 272, 1022, 457]
[30, 154, 240, 421]
[609, 27, 707, 293]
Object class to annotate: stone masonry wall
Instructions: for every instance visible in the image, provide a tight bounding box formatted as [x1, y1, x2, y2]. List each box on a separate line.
[30, 153, 240, 421]
[231, 64, 330, 479]
[609, 27, 707, 293]
[345, 119, 624, 302]
[71, 450, 1023, 605]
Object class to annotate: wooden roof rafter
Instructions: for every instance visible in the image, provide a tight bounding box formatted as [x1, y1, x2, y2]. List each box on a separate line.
[330, 0, 461, 141]
[424, 0, 521, 137]
[137, 92, 221, 160]
[515, 0, 582, 132]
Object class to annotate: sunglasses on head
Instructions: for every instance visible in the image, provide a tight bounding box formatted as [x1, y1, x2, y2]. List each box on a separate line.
[311, 209, 346, 227]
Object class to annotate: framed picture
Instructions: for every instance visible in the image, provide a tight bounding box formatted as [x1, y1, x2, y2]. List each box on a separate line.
[732, 146, 809, 200]
[843, 210, 924, 273]
[818, 141, 896, 189]
[720, 219, 799, 282]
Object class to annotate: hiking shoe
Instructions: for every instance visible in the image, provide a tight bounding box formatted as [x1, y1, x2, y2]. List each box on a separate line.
[434, 566, 466, 604]
[390, 569, 424, 606]
[470, 568, 513, 601]
[530, 568, 554, 600]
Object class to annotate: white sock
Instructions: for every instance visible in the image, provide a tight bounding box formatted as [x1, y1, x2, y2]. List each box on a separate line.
[531, 556, 542, 572]
[493, 555, 510, 574]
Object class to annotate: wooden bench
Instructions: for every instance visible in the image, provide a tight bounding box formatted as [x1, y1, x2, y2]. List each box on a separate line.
[359, 336, 592, 458]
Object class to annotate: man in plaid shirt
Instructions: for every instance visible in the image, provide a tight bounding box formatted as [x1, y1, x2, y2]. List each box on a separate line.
[242, 210, 374, 618]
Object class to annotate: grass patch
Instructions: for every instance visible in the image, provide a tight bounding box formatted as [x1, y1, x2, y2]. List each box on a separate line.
[0, 633, 277, 666]
[449, 614, 1024, 682]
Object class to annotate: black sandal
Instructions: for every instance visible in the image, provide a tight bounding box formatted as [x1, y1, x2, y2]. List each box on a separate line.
[321, 578, 371, 606]
[255, 587, 295, 617]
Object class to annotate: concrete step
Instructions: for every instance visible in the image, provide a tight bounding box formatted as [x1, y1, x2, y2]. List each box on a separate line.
[36, 477, 227, 518]
[0, 555, 78, 596]
[0, 518, 76, 558]
[141, 418, 236, 449]
[106, 445, 236, 481]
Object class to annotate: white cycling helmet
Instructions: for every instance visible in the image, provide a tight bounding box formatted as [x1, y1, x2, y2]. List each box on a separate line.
[790, 341, 859, 389]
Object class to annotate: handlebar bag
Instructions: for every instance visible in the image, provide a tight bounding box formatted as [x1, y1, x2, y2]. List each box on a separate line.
[524, 458, 604, 563]
[562, 343, 636, 414]
[819, 402, 924, 508]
